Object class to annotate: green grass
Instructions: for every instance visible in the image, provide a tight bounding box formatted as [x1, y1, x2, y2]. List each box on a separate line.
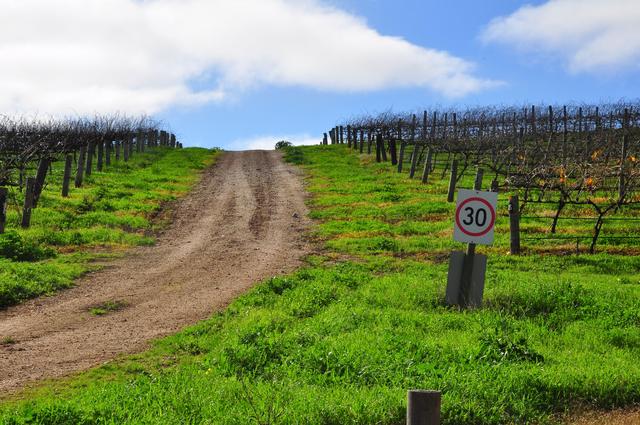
[0, 147, 218, 309]
[1, 336, 16, 345]
[88, 300, 128, 316]
[1, 145, 639, 424]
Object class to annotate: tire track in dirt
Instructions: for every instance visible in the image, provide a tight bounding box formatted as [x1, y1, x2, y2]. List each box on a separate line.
[247, 151, 276, 237]
[0, 150, 310, 393]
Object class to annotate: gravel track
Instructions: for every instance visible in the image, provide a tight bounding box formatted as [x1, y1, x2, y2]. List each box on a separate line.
[0, 150, 310, 393]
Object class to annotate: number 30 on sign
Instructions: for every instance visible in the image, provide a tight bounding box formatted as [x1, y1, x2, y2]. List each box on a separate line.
[453, 189, 498, 245]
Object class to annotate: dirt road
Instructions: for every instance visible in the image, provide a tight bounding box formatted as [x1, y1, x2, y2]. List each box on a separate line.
[0, 150, 310, 393]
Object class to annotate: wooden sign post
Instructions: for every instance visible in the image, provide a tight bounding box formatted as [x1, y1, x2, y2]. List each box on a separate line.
[446, 169, 496, 308]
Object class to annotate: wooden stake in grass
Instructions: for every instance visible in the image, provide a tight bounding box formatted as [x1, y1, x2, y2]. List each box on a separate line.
[422, 110, 428, 142]
[18, 166, 24, 190]
[85, 142, 94, 176]
[147, 130, 155, 147]
[123, 138, 130, 162]
[380, 134, 388, 162]
[62, 154, 73, 197]
[409, 115, 418, 178]
[562, 106, 568, 168]
[21, 177, 35, 228]
[97, 142, 104, 171]
[0, 187, 8, 233]
[509, 195, 521, 255]
[105, 141, 111, 166]
[32, 157, 50, 208]
[421, 147, 433, 184]
[447, 159, 458, 202]
[531, 104, 536, 134]
[129, 135, 135, 157]
[407, 390, 440, 425]
[350, 127, 354, 150]
[397, 120, 405, 173]
[390, 138, 398, 165]
[75, 145, 86, 188]
[619, 108, 629, 199]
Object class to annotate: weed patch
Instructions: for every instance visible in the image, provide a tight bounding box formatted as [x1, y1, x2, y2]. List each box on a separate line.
[1, 336, 16, 345]
[282, 146, 308, 165]
[88, 300, 128, 316]
[476, 321, 544, 364]
[0, 231, 55, 262]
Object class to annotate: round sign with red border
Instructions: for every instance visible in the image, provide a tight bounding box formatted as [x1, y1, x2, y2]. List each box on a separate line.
[453, 190, 498, 245]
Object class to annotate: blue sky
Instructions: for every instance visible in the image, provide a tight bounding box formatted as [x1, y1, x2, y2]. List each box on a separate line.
[2, 0, 639, 149]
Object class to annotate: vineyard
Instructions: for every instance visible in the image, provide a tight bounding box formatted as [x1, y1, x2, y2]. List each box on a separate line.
[2, 144, 638, 424]
[0, 104, 639, 425]
[2, 0, 639, 422]
[0, 116, 213, 309]
[0, 115, 182, 233]
[325, 101, 640, 254]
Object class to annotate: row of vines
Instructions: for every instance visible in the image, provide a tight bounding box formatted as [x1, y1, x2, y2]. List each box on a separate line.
[0, 115, 181, 232]
[324, 101, 640, 253]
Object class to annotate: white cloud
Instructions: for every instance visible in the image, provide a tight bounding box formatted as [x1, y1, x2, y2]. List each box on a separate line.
[227, 134, 319, 151]
[0, 0, 496, 116]
[482, 0, 640, 74]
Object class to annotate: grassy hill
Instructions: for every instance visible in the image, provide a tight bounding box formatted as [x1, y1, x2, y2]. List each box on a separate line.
[1, 145, 639, 424]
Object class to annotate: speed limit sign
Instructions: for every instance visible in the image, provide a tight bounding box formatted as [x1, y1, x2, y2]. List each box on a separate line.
[453, 189, 498, 245]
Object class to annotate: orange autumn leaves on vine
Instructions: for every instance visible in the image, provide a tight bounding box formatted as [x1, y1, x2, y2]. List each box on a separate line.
[554, 166, 597, 191]
[584, 177, 595, 189]
[558, 167, 567, 184]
